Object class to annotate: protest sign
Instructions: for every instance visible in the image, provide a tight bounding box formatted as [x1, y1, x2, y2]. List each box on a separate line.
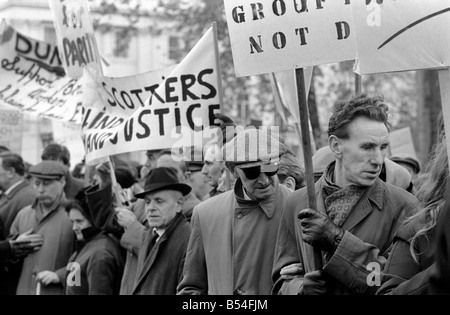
[82, 27, 221, 163]
[0, 21, 83, 123]
[49, 0, 102, 78]
[223, 0, 356, 77]
[0, 108, 23, 153]
[352, 0, 450, 75]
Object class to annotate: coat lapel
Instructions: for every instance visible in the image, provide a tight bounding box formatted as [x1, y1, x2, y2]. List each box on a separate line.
[135, 233, 164, 287]
[341, 179, 384, 232]
[0, 181, 28, 208]
[133, 214, 183, 293]
[0, 194, 8, 208]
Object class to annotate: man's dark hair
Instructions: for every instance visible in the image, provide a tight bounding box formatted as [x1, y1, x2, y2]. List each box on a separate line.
[41, 143, 71, 166]
[328, 94, 391, 139]
[277, 153, 305, 190]
[0, 152, 25, 176]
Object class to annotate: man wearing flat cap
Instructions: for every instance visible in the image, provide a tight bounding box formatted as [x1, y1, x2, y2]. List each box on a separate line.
[131, 167, 192, 295]
[178, 128, 292, 295]
[9, 161, 74, 295]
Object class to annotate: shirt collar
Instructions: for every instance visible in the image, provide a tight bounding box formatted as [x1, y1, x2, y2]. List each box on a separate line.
[153, 228, 165, 238]
[242, 187, 252, 201]
[4, 179, 25, 197]
[234, 178, 278, 219]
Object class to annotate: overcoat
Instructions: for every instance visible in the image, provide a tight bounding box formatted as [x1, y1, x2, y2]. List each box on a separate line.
[132, 213, 190, 295]
[9, 196, 74, 295]
[272, 176, 419, 295]
[377, 214, 436, 295]
[178, 180, 292, 295]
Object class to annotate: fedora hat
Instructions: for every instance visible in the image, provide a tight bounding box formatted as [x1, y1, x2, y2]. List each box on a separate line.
[135, 167, 191, 199]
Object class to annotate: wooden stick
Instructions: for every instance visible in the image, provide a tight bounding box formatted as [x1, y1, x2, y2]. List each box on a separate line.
[212, 22, 224, 115]
[295, 68, 323, 271]
[355, 73, 362, 95]
[438, 68, 450, 166]
[212, 22, 232, 191]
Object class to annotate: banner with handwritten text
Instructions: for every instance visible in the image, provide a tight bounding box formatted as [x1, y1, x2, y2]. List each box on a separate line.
[49, 0, 102, 78]
[0, 21, 82, 123]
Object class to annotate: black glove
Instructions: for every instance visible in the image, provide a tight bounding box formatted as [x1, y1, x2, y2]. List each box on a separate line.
[299, 270, 328, 295]
[297, 208, 344, 253]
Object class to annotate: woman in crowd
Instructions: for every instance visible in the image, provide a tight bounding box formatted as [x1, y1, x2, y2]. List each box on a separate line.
[36, 195, 124, 295]
[377, 138, 448, 295]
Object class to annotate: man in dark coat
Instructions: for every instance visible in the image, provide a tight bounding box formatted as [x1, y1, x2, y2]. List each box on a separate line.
[272, 95, 419, 295]
[0, 153, 37, 235]
[0, 153, 37, 294]
[131, 167, 191, 295]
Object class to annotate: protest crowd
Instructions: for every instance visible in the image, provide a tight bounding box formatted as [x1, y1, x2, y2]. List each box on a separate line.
[1, 0, 450, 297]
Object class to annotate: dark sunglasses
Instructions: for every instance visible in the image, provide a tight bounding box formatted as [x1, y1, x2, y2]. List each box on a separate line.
[241, 163, 279, 180]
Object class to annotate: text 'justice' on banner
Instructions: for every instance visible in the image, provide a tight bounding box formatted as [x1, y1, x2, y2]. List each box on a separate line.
[81, 27, 222, 163]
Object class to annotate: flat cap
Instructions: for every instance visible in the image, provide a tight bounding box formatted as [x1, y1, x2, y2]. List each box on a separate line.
[187, 161, 204, 172]
[224, 128, 285, 168]
[29, 161, 67, 179]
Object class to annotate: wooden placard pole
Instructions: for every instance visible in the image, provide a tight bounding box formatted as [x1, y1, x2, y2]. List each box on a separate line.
[355, 73, 362, 95]
[438, 68, 450, 167]
[295, 68, 323, 270]
[212, 22, 232, 191]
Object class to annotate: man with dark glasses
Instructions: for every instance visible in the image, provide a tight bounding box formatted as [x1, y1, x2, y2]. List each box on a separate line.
[178, 128, 293, 295]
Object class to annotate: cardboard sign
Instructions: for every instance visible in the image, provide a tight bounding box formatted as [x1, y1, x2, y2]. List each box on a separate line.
[82, 27, 221, 163]
[223, 0, 356, 77]
[352, 0, 450, 74]
[0, 22, 83, 123]
[49, 0, 101, 78]
[0, 108, 23, 153]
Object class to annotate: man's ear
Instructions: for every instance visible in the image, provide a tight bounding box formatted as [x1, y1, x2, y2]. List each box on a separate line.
[284, 176, 296, 191]
[6, 168, 15, 179]
[184, 171, 191, 182]
[329, 136, 343, 159]
[176, 195, 185, 213]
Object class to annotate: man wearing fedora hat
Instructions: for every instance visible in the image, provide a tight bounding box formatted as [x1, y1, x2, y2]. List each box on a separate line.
[178, 128, 292, 295]
[131, 167, 192, 295]
[9, 161, 74, 295]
